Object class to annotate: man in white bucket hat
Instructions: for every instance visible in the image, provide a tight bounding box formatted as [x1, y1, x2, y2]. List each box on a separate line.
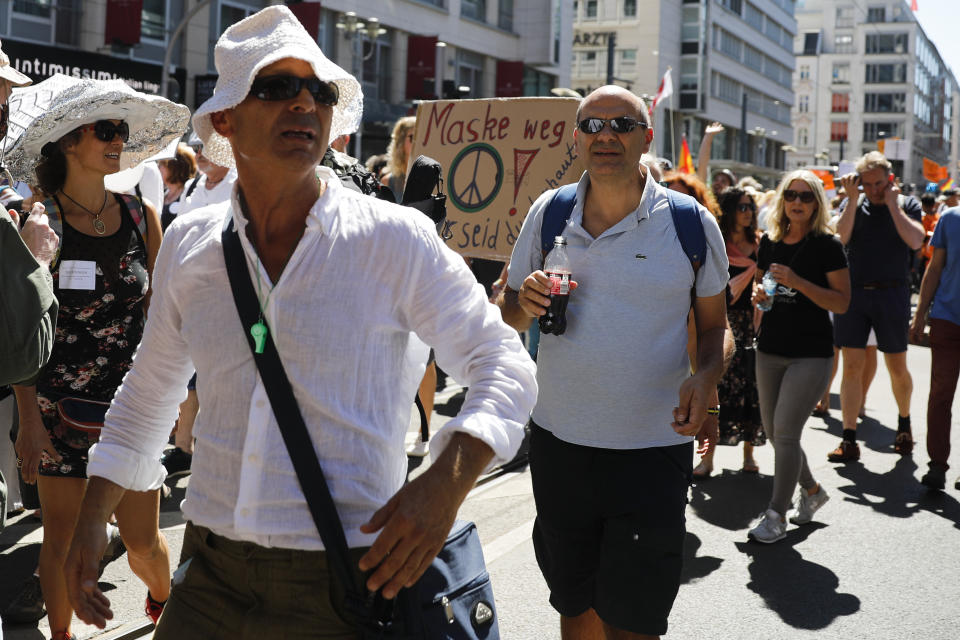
[65, 6, 535, 637]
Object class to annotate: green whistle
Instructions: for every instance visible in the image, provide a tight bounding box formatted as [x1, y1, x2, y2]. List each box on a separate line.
[250, 321, 268, 354]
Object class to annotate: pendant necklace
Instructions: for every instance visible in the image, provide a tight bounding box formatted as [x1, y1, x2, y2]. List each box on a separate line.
[61, 190, 108, 234]
[249, 240, 300, 354]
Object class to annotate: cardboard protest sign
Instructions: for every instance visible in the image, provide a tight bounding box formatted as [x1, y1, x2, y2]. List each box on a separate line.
[412, 97, 584, 260]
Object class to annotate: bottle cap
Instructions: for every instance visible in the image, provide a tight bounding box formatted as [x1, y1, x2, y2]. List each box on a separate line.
[554, 236, 566, 245]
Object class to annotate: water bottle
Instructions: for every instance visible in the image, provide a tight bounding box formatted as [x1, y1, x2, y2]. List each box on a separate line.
[539, 236, 572, 335]
[757, 271, 777, 312]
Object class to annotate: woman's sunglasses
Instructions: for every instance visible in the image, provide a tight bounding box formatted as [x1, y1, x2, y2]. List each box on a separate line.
[736, 202, 756, 212]
[783, 189, 816, 203]
[576, 116, 646, 135]
[249, 75, 339, 106]
[81, 120, 130, 143]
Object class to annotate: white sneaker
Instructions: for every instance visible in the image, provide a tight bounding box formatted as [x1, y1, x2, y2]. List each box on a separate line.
[406, 440, 429, 458]
[748, 509, 787, 544]
[790, 485, 830, 525]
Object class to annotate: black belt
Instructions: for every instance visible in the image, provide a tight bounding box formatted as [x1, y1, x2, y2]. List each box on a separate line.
[859, 281, 905, 290]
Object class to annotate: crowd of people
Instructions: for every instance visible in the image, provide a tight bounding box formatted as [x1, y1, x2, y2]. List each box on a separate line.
[0, 5, 958, 640]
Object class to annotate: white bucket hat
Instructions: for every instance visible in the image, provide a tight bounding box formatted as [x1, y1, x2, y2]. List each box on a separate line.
[2, 73, 190, 183]
[0, 39, 31, 87]
[192, 5, 362, 169]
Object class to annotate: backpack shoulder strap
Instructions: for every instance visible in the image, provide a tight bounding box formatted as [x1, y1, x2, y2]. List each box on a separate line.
[540, 183, 578, 255]
[665, 190, 706, 274]
[117, 192, 148, 242]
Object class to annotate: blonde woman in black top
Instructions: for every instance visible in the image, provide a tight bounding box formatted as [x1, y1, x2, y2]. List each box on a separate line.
[747, 170, 851, 544]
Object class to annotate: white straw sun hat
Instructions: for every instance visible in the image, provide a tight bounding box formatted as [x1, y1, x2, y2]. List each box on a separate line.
[191, 5, 362, 169]
[2, 73, 190, 183]
[0, 39, 31, 87]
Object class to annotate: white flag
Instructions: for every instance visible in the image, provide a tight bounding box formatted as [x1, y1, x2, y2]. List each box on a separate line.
[650, 69, 673, 113]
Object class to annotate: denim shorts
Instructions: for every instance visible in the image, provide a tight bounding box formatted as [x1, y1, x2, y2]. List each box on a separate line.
[529, 422, 692, 636]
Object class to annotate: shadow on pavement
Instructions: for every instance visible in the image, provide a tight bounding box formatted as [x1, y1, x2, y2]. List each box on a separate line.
[0, 544, 41, 612]
[689, 469, 774, 531]
[434, 388, 467, 417]
[833, 456, 960, 528]
[679, 532, 723, 584]
[808, 412, 897, 455]
[735, 524, 860, 630]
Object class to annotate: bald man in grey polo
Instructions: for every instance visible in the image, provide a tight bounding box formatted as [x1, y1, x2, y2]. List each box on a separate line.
[506, 172, 728, 447]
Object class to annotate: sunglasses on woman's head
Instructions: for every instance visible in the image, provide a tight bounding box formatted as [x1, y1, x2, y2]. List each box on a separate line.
[249, 75, 339, 106]
[81, 120, 130, 143]
[736, 202, 756, 212]
[783, 189, 816, 203]
[576, 116, 646, 135]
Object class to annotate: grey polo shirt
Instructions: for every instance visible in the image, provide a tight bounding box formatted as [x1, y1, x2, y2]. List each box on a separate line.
[507, 171, 729, 450]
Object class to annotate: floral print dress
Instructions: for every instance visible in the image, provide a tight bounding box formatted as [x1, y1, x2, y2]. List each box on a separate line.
[36, 195, 148, 477]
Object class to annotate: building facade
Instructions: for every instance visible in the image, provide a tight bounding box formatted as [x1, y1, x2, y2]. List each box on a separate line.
[571, 0, 796, 186]
[1, 0, 571, 161]
[792, 0, 959, 187]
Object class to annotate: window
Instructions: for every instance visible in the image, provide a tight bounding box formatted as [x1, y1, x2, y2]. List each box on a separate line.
[714, 72, 740, 103]
[799, 65, 810, 80]
[456, 49, 484, 98]
[864, 92, 906, 112]
[744, 45, 763, 72]
[802, 32, 820, 55]
[619, 49, 637, 67]
[863, 121, 901, 141]
[831, 93, 849, 113]
[623, 0, 636, 17]
[12, 0, 51, 18]
[835, 6, 854, 28]
[720, 0, 743, 15]
[798, 95, 809, 112]
[220, 3, 257, 37]
[142, 0, 166, 41]
[866, 33, 908, 54]
[462, 0, 486, 21]
[744, 3, 763, 31]
[832, 63, 850, 83]
[55, 0, 82, 45]
[362, 34, 391, 101]
[719, 30, 742, 59]
[798, 128, 809, 146]
[585, 0, 597, 18]
[835, 34, 854, 54]
[681, 6, 700, 41]
[830, 121, 848, 142]
[867, 6, 886, 22]
[866, 63, 907, 83]
[498, 0, 513, 30]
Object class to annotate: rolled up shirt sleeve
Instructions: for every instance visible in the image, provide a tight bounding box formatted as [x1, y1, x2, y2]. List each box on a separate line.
[404, 219, 537, 471]
[87, 223, 195, 491]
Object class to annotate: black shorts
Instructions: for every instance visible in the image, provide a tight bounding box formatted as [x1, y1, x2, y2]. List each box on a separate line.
[528, 422, 692, 636]
[834, 285, 910, 353]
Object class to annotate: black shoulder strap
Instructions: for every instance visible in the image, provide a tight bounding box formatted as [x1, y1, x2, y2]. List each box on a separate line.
[184, 176, 200, 199]
[220, 214, 363, 597]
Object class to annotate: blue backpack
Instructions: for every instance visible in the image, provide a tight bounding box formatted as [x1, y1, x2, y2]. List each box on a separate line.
[539, 183, 707, 277]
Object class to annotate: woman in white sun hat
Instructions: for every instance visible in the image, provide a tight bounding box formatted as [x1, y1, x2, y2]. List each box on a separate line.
[6, 73, 188, 640]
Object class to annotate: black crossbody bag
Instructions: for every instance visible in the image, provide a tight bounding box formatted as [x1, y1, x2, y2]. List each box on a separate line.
[220, 216, 499, 639]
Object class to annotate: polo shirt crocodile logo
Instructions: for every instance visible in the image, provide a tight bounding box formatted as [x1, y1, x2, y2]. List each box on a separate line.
[635, 253, 646, 260]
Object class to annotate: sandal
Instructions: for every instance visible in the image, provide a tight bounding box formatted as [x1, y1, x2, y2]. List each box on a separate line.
[692, 460, 713, 480]
[894, 431, 914, 456]
[742, 459, 759, 474]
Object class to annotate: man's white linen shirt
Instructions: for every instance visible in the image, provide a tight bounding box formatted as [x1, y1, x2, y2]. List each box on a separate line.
[88, 166, 537, 550]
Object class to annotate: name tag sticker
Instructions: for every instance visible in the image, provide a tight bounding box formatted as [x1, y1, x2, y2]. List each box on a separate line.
[59, 260, 97, 290]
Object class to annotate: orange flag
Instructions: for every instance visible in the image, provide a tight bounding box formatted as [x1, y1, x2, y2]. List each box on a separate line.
[923, 157, 946, 182]
[811, 169, 835, 192]
[678, 137, 694, 174]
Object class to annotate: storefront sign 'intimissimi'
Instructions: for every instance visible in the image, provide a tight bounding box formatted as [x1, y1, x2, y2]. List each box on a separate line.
[2, 39, 185, 98]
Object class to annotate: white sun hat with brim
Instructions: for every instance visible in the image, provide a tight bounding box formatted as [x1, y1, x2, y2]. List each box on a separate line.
[0, 39, 31, 87]
[191, 5, 362, 170]
[2, 73, 190, 183]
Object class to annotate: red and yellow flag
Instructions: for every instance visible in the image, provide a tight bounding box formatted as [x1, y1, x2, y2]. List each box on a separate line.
[678, 137, 694, 174]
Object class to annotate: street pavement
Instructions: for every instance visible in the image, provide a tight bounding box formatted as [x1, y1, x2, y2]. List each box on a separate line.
[2, 340, 959, 639]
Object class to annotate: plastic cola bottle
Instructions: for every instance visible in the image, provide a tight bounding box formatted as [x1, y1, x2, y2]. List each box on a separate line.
[539, 236, 572, 335]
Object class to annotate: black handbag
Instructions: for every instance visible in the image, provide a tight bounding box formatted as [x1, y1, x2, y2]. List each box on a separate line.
[220, 216, 499, 639]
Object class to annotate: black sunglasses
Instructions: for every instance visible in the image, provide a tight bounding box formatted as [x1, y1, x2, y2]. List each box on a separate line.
[82, 120, 130, 143]
[577, 116, 646, 135]
[783, 189, 816, 203]
[249, 75, 339, 106]
[736, 202, 756, 212]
